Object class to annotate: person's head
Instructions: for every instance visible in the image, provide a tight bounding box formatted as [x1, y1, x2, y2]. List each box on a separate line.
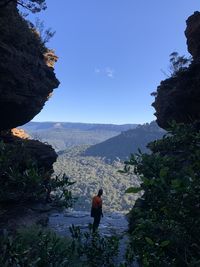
[98, 189, 103, 196]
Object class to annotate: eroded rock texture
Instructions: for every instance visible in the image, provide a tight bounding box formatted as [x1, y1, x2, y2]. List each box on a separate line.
[185, 11, 200, 59]
[0, 130, 57, 173]
[0, 3, 59, 130]
[0, 3, 59, 181]
[11, 128, 30, 139]
[152, 12, 200, 129]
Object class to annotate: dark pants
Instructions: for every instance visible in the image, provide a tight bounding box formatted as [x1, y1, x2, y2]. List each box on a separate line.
[93, 215, 101, 232]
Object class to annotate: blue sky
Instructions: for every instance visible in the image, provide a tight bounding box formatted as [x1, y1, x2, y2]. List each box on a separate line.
[30, 0, 199, 124]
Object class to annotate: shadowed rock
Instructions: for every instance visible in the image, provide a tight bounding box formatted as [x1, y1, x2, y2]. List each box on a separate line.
[152, 12, 200, 129]
[0, 129, 57, 172]
[0, 3, 59, 130]
[185, 11, 200, 59]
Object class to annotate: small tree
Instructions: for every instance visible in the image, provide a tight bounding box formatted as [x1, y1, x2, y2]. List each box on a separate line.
[169, 52, 191, 76]
[34, 17, 56, 44]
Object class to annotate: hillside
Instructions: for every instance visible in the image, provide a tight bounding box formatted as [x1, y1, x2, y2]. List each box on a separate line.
[21, 122, 137, 151]
[84, 121, 165, 160]
[54, 145, 141, 212]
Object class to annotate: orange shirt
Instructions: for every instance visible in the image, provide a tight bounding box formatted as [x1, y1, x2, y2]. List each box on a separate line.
[92, 196, 102, 209]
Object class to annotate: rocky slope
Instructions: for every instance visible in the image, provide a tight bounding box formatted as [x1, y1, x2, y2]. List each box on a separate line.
[84, 121, 165, 160]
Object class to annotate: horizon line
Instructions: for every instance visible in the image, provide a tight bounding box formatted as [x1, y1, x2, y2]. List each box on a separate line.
[22, 120, 155, 126]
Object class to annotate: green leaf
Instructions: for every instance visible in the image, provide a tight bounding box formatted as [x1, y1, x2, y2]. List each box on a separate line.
[125, 187, 142, 194]
[117, 170, 126, 174]
[159, 167, 168, 178]
[171, 179, 181, 189]
[145, 237, 154, 246]
[124, 165, 130, 172]
[160, 240, 170, 247]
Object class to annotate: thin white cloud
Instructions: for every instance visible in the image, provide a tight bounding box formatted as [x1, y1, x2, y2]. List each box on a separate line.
[94, 67, 115, 78]
[95, 68, 101, 74]
[105, 67, 114, 78]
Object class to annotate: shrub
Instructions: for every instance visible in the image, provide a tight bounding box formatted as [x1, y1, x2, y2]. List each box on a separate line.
[0, 226, 74, 266]
[69, 224, 120, 267]
[123, 123, 200, 266]
[0, 141, 46, 203]
[51, 173, 76, 208]
[0, 224, 120, 267]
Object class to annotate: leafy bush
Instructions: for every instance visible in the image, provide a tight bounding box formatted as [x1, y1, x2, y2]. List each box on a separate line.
[51, 173, 76, 208]
[0, 224, 120, 267]
[0, 141, 46, 202]
[0, 226, 75, 266]
[123, 123, 200, 266]
[69, 224, 120, 267]
[0, 141, 75, 208]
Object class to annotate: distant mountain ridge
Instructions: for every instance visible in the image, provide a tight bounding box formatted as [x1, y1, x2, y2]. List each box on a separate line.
[21, 121, 138, 151]
[84, 121, 165, 160]
[22, 121, 138, 132]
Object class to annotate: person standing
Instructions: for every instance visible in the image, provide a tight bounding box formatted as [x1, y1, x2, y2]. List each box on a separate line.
[91, 189, 103, 232]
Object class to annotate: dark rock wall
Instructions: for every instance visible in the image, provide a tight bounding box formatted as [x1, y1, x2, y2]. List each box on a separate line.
[0, 3, 59, 175]
[152, 12, 200, 129]
[0, 3, 59, 130]
[185, 11, 200, 59]
[0, 129, 57, 173]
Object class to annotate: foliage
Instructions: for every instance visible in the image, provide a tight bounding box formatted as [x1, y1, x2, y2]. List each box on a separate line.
[152, 51, 200, 129]
[54, 145, 141, 212]
[0, 0, 49, 57]
[51, 173, 76, 208]
[0, 141, 46, 202]
[122, 123, 200, 266]
[26, 17, 55, 45]
[169, 52, 191, 77]
[151, 52, 192, 97]
[34, 17, 55, 44]
[0, 0, 47, 13]
[125, 187, 142, 194]
[69, 224, 120, 267]
[0, 224, 120, 267]
[0, 226, 75, 266]
[0, 141, 75, 208]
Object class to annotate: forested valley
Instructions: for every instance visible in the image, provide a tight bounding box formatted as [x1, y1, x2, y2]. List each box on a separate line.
[0, 1, 200, 266]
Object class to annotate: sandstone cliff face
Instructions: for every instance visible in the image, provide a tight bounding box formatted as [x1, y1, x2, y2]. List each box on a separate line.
[11, 128, 30, 139]
[152, 12, 200, 129]
[185, 12, 200, 59]
[0, 129, 57, 173]
[0, 3, 59, 179]
[0, 3, 59, 130]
